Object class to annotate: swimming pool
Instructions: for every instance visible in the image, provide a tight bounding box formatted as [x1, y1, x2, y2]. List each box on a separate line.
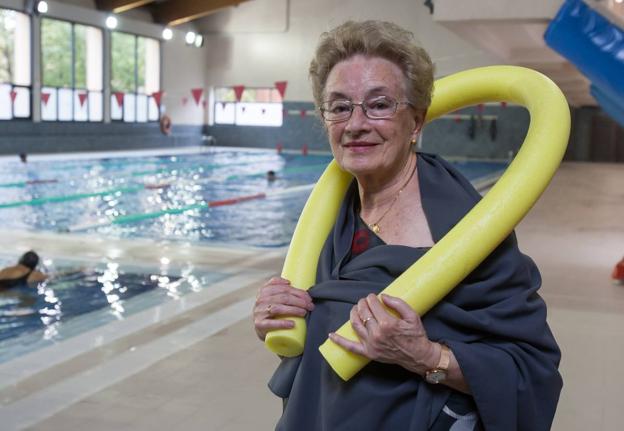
[0, 255, 229, 363]
[0, 148, 507, 248]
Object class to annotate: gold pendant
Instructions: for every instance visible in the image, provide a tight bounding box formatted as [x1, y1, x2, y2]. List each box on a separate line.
[370, 224, 380, 234]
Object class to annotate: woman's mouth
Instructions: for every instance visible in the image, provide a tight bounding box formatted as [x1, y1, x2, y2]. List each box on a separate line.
[343, 141, 378, 152]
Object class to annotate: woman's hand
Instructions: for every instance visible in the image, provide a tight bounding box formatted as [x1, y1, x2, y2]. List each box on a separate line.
[253, 277, 315, 341]
[329, 293, 439, 375]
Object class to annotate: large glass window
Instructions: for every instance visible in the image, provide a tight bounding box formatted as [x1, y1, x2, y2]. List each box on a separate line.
[40, 18, 103, 122]
[111, 32, 159, 122]
[214, 87, 283, 127]
[0, 8, 31, 120]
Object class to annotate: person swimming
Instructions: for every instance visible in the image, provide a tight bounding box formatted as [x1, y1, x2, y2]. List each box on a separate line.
[0, 251, 48, 290]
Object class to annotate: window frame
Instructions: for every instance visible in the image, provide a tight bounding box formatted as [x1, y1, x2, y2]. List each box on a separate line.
[0, 7, 32, 121]
[39, 16, 104, 123]
[110, 30, 161, 123]
[213, 86, 283, 127]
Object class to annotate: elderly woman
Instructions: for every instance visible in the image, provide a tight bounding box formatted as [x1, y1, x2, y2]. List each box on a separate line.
[253, 20, 562, 431]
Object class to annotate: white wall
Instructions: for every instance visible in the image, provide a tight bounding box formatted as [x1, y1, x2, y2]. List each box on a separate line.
[200, 0, 501, 102]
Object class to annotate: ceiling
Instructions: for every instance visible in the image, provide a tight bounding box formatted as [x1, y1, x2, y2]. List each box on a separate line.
[94, 0, 249, 26]
[94, 0, 624, 107]
[435, 0, 624, 107]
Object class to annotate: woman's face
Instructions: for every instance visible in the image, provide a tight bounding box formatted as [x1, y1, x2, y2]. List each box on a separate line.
[322, 55, 423, 179]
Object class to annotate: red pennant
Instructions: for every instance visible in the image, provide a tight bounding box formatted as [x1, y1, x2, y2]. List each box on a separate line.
[477, 103, 485, 113]
[10, 90, 17, 103]
[114, 92, 124, 107]
[241, 106, 246, 113]
[78, 92, 88, 107]
[302, 144, 308, 156]
[232, 85, 245, 102]
[191, 88, 203, 105]
[41, 92, 51, 106]
[220, 102, 227, 110]
[276, 143, 283, 154]
[261, 108, 266, 115]
[300, 109, 306, 118]
[275, 81, 287, 99]
[151, 91, 164, 107]
[501, 101, 507, 109]
[182, 96, 188, 106]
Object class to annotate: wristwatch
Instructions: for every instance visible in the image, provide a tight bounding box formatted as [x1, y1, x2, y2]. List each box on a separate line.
[425, 343, 450, 384]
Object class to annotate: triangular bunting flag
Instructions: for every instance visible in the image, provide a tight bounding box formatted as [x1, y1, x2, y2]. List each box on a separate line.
[114, 92, 124, 107]
[10, 90, 17, 103]
[191, 88, 203, 106]
[275, 81, 287, 99]
[41, 92, 51, 106]
[78, 92, 88, 107]
[152, 91, 164, 107]
[233, 85, 245, 102]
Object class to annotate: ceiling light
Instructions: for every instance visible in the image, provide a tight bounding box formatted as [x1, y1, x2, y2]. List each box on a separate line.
[36, 1, 48, 14]
[185, 31, 196, 45]
[106, 15, 118, 30]
[162, 28, 173, 41]
[616, 0, 623, 4]
[194, 34, 204, 48]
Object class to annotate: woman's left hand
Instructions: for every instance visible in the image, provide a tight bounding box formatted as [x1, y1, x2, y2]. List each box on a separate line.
[329, 293, 439, 375]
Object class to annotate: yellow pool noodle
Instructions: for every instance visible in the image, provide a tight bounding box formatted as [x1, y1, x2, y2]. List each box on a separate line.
[266, 66, 571, 380]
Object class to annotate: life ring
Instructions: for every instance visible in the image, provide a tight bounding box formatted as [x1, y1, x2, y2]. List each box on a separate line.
[264, 66, 570, 381]
[160, 115, 172, 135]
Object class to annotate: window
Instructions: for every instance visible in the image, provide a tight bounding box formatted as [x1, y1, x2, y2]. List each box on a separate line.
[40, 18, 103, 122]
[111, 32, 160, 122]
[0, 8, 31, 120]
[214, 87, 283, 127]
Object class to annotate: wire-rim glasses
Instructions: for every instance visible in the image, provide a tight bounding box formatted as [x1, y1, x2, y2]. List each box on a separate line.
[320, 96, 414, 122]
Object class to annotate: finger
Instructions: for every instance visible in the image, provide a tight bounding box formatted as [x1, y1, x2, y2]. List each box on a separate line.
[380, 294, 418, 321]
[350, 306, 370, 339]
[356, 297, 373, 320]
[267, 292, 314, 311]
[366, 294, 396, 322]
[328, 332, 367, 357]
[266, 304, 309, 318]
[260, 285, 314, 310]
[255, 318, 296, 336]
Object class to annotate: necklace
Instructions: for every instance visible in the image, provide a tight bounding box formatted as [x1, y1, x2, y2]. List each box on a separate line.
[366, 161, 417, 234]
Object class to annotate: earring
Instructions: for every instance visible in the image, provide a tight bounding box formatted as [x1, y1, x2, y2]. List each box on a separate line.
[410, 138, 417, 145]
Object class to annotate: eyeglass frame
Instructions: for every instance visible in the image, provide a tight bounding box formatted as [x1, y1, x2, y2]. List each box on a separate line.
[319, 96, 415, 122]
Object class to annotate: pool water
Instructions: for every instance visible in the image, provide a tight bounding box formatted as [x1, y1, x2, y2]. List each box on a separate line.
[0, 258, 228, 363]
[0, 148, 507, 247]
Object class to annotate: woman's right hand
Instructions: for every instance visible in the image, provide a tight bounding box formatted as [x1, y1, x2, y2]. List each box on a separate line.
[253, 277, 315, 341]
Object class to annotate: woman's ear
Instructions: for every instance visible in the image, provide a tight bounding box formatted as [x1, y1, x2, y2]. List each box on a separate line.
[411, 109, 426, 140]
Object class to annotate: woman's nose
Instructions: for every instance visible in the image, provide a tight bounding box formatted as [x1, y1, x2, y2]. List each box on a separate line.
[345, 104, 370, 132]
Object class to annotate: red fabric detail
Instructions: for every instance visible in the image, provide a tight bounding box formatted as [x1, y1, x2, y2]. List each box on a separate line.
[41, 92, 51, 106]
[351, 228, 371, 256]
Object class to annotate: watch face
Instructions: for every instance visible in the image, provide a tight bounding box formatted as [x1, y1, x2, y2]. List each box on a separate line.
[426, 370, 447, 384]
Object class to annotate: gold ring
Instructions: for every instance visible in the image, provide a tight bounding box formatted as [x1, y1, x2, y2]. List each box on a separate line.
[267, 304, 273, 314]
[363, 317, 374, 326]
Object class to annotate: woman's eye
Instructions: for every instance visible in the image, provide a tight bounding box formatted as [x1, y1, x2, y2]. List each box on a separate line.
[330, 103, 350, 113]
[369, 100, 392, 110]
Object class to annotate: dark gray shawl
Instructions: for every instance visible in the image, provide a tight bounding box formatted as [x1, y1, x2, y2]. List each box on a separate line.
[269, 152, 562, 431]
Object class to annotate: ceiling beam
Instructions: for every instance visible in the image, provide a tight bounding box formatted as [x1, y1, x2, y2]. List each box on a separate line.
[152, 0, 250, 26]
[95, 0, 157, 14]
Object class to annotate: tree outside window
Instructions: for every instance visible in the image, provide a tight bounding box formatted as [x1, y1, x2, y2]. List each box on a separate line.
[0, 8, 31, 120]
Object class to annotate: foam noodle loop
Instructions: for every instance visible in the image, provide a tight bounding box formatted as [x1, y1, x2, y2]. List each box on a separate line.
[264, 66, 570, 381]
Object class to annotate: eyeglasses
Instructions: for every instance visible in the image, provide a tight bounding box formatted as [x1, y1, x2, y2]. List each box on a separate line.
[320, 96, 413, 122]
